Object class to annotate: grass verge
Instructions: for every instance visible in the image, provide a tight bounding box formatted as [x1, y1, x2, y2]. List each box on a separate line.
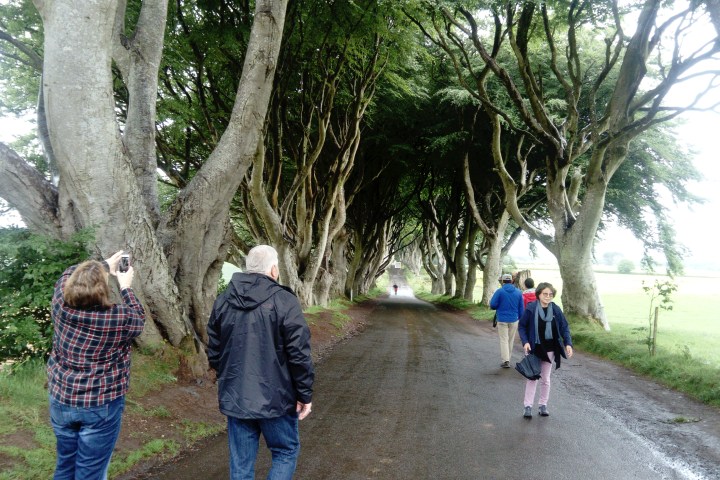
[569, 317, 720, 407]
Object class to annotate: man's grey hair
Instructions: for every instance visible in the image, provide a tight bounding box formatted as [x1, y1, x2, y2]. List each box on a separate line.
[245, 245, 279, 275]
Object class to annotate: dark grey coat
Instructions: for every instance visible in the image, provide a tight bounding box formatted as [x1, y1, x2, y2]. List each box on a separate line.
[207, 272, 314, 419]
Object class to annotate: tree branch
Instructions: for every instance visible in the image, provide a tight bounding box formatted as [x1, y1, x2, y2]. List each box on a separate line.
[0, 142, 61, 238]
[0, 30, 43, 71]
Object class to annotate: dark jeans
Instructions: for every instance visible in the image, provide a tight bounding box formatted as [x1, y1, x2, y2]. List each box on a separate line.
[49, 395, 125, 480]
[227, 413, 300, 480]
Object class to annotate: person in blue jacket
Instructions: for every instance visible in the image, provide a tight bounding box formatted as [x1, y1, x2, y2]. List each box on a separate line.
[490, 273, 524, 368]
[518, 282, 573, 419]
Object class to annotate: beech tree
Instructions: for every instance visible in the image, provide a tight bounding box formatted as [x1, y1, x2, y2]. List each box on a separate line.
[415, 0, 720, 328]
[244, 0, 418, 306]
[0, 0, 288, 373]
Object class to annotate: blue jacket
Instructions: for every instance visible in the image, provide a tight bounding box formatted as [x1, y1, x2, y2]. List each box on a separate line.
[490, 283, 524, 322]
[518, 301, 573, 360]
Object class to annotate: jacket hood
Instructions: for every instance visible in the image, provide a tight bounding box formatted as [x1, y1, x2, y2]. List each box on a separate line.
[225, 272, 285, 310]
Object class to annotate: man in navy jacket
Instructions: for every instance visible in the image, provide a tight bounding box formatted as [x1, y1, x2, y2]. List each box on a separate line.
[490, 273, 524, 368]
[207, 245, 314, 479]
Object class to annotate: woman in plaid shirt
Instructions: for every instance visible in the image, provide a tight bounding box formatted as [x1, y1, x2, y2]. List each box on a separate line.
[47, 251, 145, 480]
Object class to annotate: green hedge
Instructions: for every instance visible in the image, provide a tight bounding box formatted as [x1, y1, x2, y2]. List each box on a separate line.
[0, 228, 91, 362]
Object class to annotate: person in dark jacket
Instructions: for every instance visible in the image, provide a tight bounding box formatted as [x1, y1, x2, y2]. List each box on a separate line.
[207, 245, 314, 480]
[517, 282, 573, 419]
[490, 273, 524, 368]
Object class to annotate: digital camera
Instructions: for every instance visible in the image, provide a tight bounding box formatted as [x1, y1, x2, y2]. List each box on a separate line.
[119, 254, 130, 273]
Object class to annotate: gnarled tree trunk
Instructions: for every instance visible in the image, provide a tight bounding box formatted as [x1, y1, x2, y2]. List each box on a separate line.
[1, 0, 288, 375]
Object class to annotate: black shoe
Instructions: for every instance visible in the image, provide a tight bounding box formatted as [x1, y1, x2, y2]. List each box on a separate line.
[501, 361, 510, 368]
[539, 405, 549, 417]
[523, 406, 532, 419]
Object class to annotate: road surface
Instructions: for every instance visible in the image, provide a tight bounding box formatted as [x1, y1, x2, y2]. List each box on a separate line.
[135, 294, 720, 479]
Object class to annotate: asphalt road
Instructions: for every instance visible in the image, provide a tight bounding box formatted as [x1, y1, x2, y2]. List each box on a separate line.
[138, 294, 720, 479]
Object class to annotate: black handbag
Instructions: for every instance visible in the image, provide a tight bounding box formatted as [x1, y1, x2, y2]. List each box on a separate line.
[492, 312, 497, 328]
[515, 353, 542, 380]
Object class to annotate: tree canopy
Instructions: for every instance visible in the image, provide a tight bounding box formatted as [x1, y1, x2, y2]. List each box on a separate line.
[0, 0, 716, 364]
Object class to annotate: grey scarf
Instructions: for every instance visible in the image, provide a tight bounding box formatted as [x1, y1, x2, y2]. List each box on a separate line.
[534, 303, 554, 344]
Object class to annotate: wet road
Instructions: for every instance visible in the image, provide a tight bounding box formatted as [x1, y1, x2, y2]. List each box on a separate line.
[138, 295, 720, 479]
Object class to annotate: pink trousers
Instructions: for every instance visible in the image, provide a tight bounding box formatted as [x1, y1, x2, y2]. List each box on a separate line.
[523, 351, 555, 407]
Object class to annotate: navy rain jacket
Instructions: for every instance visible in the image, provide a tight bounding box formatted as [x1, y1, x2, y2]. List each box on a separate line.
[207, 272, 314, 419]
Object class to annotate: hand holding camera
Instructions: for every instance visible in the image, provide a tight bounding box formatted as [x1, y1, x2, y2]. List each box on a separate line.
[106, 250, 134, 290]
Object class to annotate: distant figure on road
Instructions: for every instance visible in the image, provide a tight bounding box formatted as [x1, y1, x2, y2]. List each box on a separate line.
[522, 277, 537, 307]
[518, 282, 573, 419]
[393, 284, 398, 295]
[207, 245, 314, 480]
[490, 273, 524, 368]
[47, 251, 144, 480]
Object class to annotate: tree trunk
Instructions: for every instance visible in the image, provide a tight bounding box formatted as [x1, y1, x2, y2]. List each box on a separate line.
[557, 240, 606, 326]
[313, 267, 333, 307]
[2, 0, 289, 377]
[345, 230, 365, 299]
[463, 225, 480, 301]
[330, 228, 350, 299]
[442, 267, 454, 297]
[552, 177, 610, 329]
[481, 245, 502, 306]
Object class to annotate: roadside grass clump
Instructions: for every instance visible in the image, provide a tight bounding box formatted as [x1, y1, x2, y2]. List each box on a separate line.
[107, 438, 181, 477]
[668, 416, 700, 424]
[180, 419, 226, 443]
[304, 294, 377, 332]
[416, 292, 469, 307]
[414, 291, 494, 322]
[350, 285, 385, 303]
[331, 311, 352, 330]
[128, 346, 179, 399]
[127, 403, 173, 419]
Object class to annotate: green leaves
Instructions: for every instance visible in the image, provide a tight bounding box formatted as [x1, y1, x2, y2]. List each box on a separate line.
[0, 227, 92, 362]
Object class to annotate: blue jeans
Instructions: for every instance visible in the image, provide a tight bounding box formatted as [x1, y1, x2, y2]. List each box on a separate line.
[227, 413, 300, 480]
[49, 396, 125, 480]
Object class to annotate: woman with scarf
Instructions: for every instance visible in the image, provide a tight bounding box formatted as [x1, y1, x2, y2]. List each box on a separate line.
[517, 282, 573, 419]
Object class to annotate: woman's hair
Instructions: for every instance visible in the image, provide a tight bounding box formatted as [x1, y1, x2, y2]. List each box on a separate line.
[524, 277, 535, 289]
[245, 245, 279, 274]
[64, 260, 112, 309]
[535, 282, 557, 298]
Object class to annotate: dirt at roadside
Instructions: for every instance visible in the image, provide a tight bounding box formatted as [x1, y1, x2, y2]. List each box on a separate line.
[113, 298, 376, 479]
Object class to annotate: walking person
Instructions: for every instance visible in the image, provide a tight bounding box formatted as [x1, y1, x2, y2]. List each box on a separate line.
[490, 273, 524, 368]
[47, 251, 145, 480]
[207, 245, 314, 480]
[518, 282, 573, 419]
[522, 277, 537, 307]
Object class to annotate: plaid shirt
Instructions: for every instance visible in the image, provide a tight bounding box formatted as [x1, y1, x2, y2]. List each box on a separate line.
[47, 264, 145, 407]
